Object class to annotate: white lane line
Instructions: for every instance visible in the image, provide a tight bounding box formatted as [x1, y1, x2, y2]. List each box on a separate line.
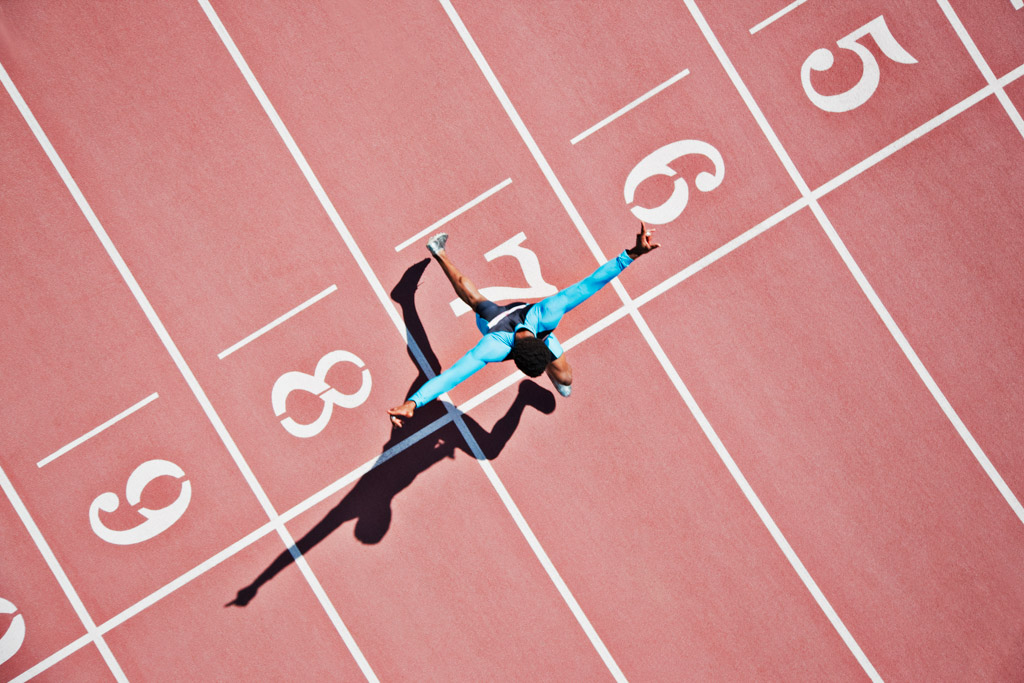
[37, 392, 159, 468]
[0, 466, 128, 682]
[688, 0, 1024, 529]
[570, 68, 690, 145]
[440, 3, 628, 680]
[394, 178, 512, 252]
[198, 3, 383, 679]
[938, 0, 1024, 139]
[1, 64, 130, 683]
[1013, 0, 1023, 11]
[749, 0, 811, 35]
[218, 284, 337, 359]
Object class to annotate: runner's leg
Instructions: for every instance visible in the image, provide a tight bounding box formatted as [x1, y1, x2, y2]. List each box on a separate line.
[433, 246, 486, 312]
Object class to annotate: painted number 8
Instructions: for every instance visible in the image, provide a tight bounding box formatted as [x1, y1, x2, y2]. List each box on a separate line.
[272, 350, 372, 438]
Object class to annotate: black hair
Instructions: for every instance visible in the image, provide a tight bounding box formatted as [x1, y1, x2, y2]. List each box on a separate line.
[512, 335, 552, 377]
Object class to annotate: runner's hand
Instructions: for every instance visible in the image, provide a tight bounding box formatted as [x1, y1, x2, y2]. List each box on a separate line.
[387, 400, 415, 428]
[627, 222, 660, 259]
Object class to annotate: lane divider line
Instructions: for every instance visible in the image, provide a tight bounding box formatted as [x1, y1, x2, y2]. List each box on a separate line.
[571, 68, 690, 145]
[37, 393, 159, 468]
[395, 178, 512, 252]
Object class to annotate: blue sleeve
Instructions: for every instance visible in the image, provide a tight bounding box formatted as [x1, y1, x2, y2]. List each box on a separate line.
[530, 250, 634, 331]
[408, 334, 510, 408]
[544, 333, 563, 360]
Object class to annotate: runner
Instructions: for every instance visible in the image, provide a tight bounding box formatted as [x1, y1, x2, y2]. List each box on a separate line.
[388, 222, 660, 427]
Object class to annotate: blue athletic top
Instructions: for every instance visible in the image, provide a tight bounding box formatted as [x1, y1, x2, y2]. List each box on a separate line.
[409, 250, 635, 408]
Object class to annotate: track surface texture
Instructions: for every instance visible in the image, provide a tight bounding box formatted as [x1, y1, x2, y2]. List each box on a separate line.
[2, 0, 1024, 681]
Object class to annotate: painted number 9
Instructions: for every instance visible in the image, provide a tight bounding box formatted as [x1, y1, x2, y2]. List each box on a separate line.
[89, 459, 191, 545]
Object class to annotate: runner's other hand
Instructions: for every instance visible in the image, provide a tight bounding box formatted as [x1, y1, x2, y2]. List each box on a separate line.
[387, 400, 416, 428]
[627, 221, 660, 259]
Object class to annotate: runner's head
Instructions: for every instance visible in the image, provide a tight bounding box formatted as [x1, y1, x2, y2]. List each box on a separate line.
[512, 335, 551, 377]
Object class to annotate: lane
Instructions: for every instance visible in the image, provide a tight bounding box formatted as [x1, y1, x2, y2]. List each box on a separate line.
[818, 99, 1024, 519]
[102, 533, 364, 681]
[207, 0, 626, 407]
[0, 88, 266, 628]
[0, 1, 422, 512]
[695, 0, 987, 188]
[277, 423, 612, 680]
[451, 0, 801, 299]
[642, 208, 1024, 680]
[469, 322, 865, 679]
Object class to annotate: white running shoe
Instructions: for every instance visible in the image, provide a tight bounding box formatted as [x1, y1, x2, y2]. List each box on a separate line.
[426, 232, 448, 255]
[549, 375, 572, 397]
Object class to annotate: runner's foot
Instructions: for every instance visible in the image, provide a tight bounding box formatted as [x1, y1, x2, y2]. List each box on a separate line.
[426, 232, 448, 255]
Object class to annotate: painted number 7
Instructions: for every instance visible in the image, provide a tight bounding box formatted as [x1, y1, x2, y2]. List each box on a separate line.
[801, 15, 917, 113]
[450, 232, 557, 316]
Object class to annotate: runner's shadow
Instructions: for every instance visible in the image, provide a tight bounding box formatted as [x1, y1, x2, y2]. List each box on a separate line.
[227, 259, 555, 607]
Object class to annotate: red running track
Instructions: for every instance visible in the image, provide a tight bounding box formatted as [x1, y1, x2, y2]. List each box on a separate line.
[1, 0, 1023, 680]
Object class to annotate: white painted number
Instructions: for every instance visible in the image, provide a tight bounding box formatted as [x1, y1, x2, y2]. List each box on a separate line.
[801, 15, 917, 113]
[450, 232, 557, 316]
[89, 459, 191, 545]
[272, 350, 372, 438]
[0, 598, 25, 665]
[623, 140, 725, 225]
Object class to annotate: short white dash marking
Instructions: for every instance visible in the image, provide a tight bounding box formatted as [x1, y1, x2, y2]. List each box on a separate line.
[749, 0, 811, 35]
[395, 178, 512, 252]
[37, 393, 159, 468]
[218, 284, 337, 359]
[571, 69, 689, 145]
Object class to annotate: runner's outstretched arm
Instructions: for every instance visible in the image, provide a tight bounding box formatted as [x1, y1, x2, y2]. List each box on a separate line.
[388, 334, 508, 426]
[531, 222, 660, 328]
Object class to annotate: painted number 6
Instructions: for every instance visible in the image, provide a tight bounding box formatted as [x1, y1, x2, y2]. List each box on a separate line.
[624, 140, 725, 225]
[89, 459, 191, 545]
[801, 15, 917, 113]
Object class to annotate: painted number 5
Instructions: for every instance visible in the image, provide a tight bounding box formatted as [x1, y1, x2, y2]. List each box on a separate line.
[89, 459, 191, 545]
[802, 15, 917, 113]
